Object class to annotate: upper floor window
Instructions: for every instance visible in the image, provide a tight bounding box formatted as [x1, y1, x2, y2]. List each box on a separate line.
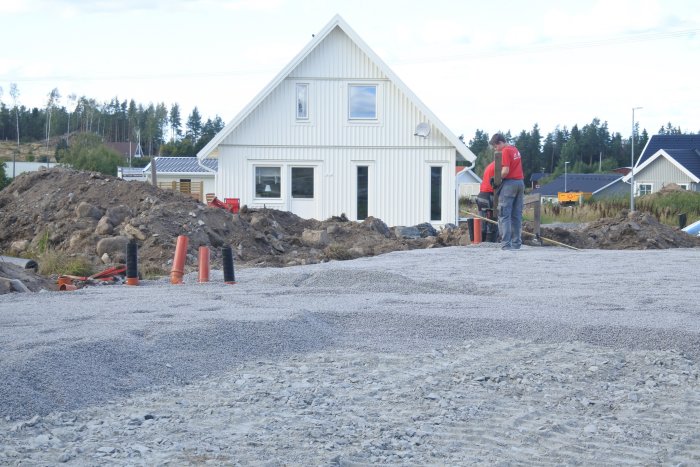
[296, 83, 309, 120]
[348, 85, 377, 120]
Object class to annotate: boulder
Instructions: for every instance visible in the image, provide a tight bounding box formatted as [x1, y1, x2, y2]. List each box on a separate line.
[96, 236, 130, 257]
[75, 201, 103, 220]
[302, 229, 329, 247]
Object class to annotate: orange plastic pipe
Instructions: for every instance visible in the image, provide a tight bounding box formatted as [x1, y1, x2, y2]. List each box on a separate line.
[125, 277, 139, 286]
[473, 219, 482, 244]
[170, 235, 189, 284]
[59, 284, 77, 291]
[198, 246, 210, 283]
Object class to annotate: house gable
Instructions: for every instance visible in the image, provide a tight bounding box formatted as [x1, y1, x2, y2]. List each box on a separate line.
[627, 150, 700, 185]
[197, 15, 475, 164]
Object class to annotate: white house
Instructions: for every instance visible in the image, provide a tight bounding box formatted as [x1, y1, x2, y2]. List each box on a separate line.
[196, 15, 476, 227]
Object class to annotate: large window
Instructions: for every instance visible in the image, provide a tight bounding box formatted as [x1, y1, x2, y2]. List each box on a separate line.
[637, 183, 652, 196]
[357, 166, 368, 220]
[348, 85, 377, 119]
[296, 83, 308, 120]
[291, 167, 314, 198]
[255, 166, 281, 198]
[430, 166, 442, 221]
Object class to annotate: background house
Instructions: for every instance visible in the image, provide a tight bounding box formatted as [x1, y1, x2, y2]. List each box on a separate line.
[105, 141, 144, 164]
[456, 166, 481, 199]
[623, 134, 700, 195]
[532, 173, 626, 203]
[143, 157, 217, 203]
[196, 15, 476, 227]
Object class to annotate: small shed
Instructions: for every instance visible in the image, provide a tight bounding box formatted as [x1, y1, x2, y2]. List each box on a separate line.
[143, 157, 217, 203]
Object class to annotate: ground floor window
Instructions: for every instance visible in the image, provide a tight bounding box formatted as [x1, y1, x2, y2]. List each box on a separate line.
[357, 166, 368, 220]
[637, 183, 652, 196]
[430, 166, 442, 221]
[255, 166, 281, 198]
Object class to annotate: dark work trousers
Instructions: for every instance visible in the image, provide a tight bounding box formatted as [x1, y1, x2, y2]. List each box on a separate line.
[476, 192, 499, 242]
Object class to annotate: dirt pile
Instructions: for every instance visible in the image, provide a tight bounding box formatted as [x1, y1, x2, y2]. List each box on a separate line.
[0, 168, 470, 280]
[539, 210, 700, 250]
[0, 168, 697, 293]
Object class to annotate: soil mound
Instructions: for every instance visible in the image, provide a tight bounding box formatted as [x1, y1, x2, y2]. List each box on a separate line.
[539, 210, 700, 250]
[0, 168, 470, 287]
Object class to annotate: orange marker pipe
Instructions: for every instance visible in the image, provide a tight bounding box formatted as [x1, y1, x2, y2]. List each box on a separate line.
[198, 246, 210, 283]
[170, 235, 189, 284]
[59, 284, 78, 291]
[473, 219, 482, 244]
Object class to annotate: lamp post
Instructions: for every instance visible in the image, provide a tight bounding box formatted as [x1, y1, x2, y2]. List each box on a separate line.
[630, 106, 643, 211]
[564, 161, 570, 192]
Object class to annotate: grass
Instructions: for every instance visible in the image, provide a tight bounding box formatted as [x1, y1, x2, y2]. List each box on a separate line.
[461, 191, 700, 227]
[38, 248, 94, 277]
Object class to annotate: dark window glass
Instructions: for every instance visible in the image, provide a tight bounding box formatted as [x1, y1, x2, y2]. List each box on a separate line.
[291, 167, 314, 198]
[357, 166, 368, 220]
[430, 166, 442, 221]
[255, 167, 281, 198]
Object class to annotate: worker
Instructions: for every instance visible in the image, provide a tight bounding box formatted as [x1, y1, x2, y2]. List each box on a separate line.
[489, 133, 524, 250]
[475, 161, 499, 242]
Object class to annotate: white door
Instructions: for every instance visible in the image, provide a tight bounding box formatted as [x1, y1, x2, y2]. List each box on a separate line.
[290, 166, 318, 219]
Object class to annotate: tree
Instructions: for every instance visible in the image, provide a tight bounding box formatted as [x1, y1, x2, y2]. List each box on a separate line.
[186, 107, 202, 143]
[169, 103, 182, 141]
[59, 132, 122, 175]
[45, 88, 61, 159]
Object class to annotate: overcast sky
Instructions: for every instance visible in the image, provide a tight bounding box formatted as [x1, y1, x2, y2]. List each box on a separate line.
[1, 0, 698, 142]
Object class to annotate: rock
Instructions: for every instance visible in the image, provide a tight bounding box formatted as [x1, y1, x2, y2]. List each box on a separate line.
[75, 201, 103, 220]
[123, 224, 147, 241]
[415, 222, 438, 237]
[101, 253, 111, 264]
[104, 205, 132, 225]
[394, 226, 421, 239]
[95, 216, 114, 235]
[96, 236, 130, 257]
[302, 229, 329, 247]
[10, 240, 29, 253]
[362, 217, 391, 237]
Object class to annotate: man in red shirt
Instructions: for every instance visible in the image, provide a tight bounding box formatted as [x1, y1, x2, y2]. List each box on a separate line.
[476, 161, 498, 242]
[489, 133, 524, 250]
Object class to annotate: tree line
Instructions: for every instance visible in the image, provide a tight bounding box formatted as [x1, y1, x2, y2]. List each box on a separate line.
[0, 85, 224, 158]
[465, 120, 695, 185]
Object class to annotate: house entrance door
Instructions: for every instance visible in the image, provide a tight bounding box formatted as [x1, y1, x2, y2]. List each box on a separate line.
[290, 166, 318, 219]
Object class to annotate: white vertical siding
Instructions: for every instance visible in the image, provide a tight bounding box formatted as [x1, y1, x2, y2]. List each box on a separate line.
[636, 158, 697, 192]
[217, 146, 456, 227]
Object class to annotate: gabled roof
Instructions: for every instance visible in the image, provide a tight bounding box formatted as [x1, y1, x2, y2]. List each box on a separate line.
[530, 172, 550, 183]
[623, 148, 700, 183]
[636, 134, 700, 173]
[532, 173, 624, 196]
[196, 14, 475, 165]
[143, 157, 217, 174]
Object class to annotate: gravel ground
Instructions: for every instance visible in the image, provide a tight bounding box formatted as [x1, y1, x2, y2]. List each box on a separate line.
[1, 244, 699, 465]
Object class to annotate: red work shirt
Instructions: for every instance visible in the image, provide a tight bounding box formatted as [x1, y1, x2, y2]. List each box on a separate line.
[502, 145, 524, 180]
[479, 162, 495, 193]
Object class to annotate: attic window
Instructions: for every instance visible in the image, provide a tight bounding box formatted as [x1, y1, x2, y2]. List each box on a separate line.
[348, 85, 377, 120]
[296, 83, 309, 120]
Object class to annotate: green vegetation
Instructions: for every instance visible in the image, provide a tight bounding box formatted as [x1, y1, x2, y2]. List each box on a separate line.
[57, 133, 123, 176]
[38, 249, 94, 277]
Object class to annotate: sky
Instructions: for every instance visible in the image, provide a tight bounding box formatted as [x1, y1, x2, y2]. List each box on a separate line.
[1, 0, 698, 142]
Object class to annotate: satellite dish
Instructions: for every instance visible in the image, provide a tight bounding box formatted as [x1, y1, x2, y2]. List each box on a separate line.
[414, 122, 431, 137]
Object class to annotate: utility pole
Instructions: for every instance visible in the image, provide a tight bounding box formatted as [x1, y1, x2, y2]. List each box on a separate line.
[630, 107, 643, 212]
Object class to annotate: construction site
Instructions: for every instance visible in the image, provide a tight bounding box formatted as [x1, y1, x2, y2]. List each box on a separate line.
[0, 167, 698, 293]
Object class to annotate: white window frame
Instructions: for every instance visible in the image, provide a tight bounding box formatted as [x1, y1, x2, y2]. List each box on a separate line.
[296, 83, 309, 121]
[636, 182, 653, 196]
[348, 83, 380, 122]
[678, 183, 689, 190]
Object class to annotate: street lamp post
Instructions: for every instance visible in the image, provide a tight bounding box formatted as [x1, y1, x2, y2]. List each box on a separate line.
[630, 106, 643, 211]
[564, 161, 570, 192]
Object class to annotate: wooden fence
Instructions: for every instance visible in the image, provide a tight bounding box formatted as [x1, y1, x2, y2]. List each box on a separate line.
[157, 180, 204, 202]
